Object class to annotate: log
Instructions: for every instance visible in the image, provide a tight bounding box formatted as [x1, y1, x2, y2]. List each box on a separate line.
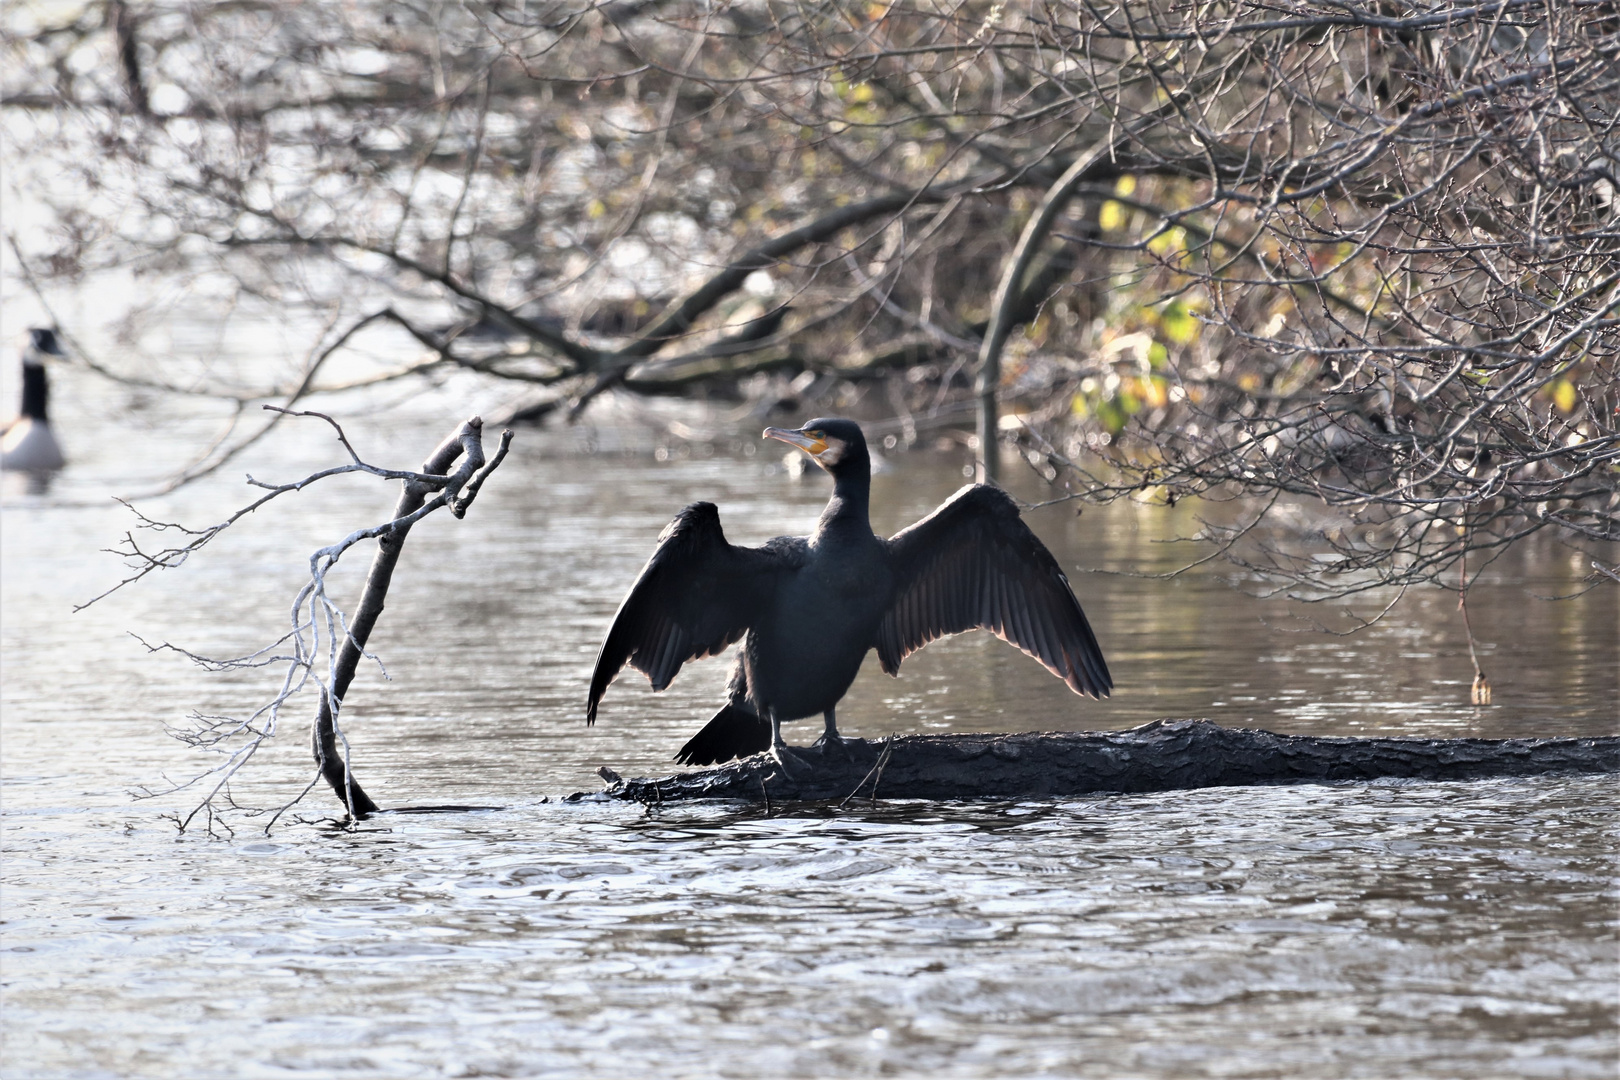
[572, 719, 1620, 805]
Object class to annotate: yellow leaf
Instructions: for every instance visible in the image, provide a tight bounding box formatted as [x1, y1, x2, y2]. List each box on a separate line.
[1099, 200, 1125, 231]
[1147, 226, 1186, 257]
[1114, 175, 1137, 197]
[1160, 302, 1199, 345]
[1553, 379, 1577, 412]
[586, 199, 606, 219]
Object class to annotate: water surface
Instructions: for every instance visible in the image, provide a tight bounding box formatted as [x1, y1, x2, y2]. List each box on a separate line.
[2, 376, 1616, 1077]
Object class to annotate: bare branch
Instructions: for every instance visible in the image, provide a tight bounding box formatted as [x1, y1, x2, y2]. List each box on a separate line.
[108, 416, 513, 832]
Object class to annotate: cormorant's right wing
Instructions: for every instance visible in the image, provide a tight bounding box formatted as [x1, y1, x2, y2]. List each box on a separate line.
[586, 502, 786, 723]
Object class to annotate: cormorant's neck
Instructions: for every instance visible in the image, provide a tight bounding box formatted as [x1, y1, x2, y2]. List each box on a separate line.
[817, 460, 872, 535]
[19, 362, 48, 421]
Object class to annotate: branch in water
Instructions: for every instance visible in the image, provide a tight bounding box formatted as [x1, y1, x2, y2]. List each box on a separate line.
[109, 414, 515, 834]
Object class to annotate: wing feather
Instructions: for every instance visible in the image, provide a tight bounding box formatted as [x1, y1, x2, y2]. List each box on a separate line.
[586, 502, 789, 723]
[877, 485, 1112, 698]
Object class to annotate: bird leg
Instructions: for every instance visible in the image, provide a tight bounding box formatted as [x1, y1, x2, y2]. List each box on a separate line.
[811, 706, 854, 759]
[768, 710, 811, 776]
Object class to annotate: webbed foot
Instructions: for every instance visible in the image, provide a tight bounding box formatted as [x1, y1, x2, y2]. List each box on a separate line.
[770, 741, 813, 777]
[811, 707, 855, 761]
[811, 732, 856, 761]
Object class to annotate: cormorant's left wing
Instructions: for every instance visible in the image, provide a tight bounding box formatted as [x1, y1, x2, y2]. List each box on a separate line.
[586, 501, 789, 724]
[876, 484, 1111, 697]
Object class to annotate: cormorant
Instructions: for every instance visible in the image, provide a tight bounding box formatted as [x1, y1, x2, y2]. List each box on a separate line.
[2, 329, 66, 473]
[586, 418, 1112, 769]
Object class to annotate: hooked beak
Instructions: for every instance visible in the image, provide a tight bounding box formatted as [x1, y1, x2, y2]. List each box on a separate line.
[763, 426, 827, 456]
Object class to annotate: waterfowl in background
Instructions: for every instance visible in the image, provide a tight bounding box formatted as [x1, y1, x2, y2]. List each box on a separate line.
[587, 417, 1111, 770]
[2, 329, 66, 473]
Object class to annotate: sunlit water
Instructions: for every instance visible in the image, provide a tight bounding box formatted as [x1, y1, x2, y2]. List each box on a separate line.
[2, 364, 1617, 1078]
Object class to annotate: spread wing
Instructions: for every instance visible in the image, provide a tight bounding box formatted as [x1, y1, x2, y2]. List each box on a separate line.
[876, 485, 1111, 697]
[586, 502, 789, 723]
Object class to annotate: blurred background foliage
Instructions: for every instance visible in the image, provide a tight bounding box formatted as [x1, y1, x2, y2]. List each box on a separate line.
[3, 0, 1616, 599]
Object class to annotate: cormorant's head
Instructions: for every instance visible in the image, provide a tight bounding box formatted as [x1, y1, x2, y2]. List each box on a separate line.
[763, 417, 869, 476]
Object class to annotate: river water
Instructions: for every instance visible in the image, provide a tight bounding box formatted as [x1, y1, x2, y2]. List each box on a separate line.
[2, 363, 1616, 1078]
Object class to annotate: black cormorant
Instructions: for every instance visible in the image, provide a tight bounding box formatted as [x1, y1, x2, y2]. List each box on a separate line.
[586, 417, 1111, 768]
[2, 329, 66, 473]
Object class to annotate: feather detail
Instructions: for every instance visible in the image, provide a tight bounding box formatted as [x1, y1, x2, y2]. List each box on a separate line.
[878, 485, 1111, 698]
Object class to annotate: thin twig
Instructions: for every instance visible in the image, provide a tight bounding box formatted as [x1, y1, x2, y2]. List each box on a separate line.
[839, 737, 896, 809]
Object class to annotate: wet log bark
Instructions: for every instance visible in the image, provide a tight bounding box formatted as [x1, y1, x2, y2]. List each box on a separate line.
[577, 719, 1620, 805]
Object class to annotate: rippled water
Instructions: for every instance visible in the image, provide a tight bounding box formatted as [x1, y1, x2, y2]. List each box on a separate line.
[6, 783, 1615, 1078]
[2, 363, 1617, 1077]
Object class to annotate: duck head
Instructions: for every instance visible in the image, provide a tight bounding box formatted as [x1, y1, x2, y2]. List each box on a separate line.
[26, 328, 65, 365]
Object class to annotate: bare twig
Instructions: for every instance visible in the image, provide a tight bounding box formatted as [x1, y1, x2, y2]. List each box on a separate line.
[114, 414, 514, 833]
[1458, 536, 1492, 706]
[839, 737, 896, 809]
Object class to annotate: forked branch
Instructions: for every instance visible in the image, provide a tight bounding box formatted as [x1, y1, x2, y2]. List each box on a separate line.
[108, 413, 515, 833]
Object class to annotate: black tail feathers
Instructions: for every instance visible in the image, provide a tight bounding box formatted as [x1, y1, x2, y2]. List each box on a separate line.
[676, 704, 770, 766]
